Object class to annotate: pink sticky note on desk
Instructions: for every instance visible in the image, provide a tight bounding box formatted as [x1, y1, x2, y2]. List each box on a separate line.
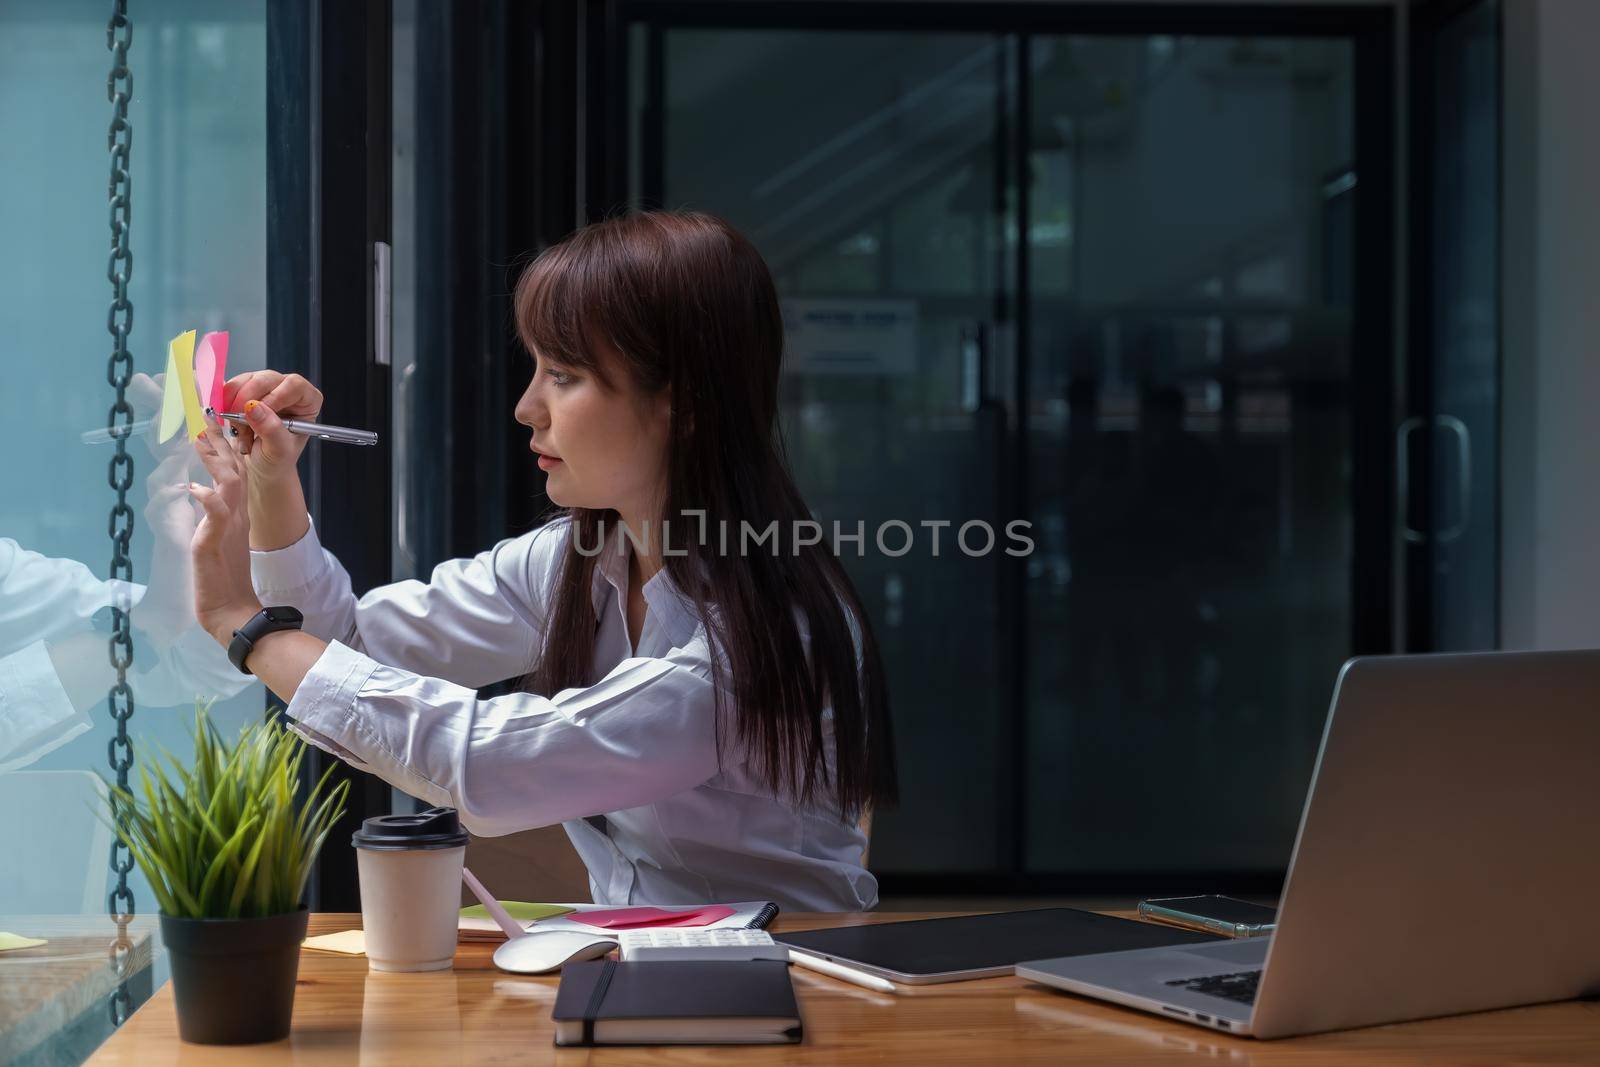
[568, 906, 736, 930]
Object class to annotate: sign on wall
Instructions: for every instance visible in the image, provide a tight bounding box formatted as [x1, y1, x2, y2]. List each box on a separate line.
[780, 298, 918, 376]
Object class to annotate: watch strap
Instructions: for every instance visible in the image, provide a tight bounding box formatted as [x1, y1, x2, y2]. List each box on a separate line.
[228, 606, 304, 675]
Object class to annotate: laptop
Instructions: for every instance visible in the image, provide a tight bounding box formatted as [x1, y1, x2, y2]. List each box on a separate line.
[1018, 649, 1600, 1039]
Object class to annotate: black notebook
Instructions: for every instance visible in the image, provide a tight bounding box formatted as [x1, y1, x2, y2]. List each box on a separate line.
[552, 959, 802, 1046]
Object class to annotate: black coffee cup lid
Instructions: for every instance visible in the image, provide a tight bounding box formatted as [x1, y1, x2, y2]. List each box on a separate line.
[352, 806, 469, 851]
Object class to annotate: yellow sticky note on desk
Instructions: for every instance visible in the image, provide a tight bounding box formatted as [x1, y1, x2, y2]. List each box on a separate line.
[0, 932, 48, 952]
[303, 929, 366, 955]
[459, 901, 574, 923]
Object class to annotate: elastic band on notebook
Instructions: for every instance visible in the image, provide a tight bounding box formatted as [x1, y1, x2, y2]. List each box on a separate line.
[582, 959, 618, 1046]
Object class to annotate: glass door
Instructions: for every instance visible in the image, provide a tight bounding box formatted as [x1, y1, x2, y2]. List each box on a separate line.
[1023, 34, 1365, 875]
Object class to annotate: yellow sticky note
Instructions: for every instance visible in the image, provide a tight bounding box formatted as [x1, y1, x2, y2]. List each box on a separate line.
[168, 330, 206, 440]
[157, 346, 187, 443]
[459, 901, 574, 923]
[302, 929, 366, 955]
[0, 932, 48, 952]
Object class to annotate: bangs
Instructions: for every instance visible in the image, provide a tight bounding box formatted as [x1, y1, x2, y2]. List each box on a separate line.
[512, 239, 613, 382]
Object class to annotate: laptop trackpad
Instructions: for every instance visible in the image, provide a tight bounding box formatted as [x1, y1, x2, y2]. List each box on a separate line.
[1181, 939, 1270, 965]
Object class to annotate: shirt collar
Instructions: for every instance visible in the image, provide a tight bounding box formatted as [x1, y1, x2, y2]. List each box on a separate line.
[588, 522, 701, 649]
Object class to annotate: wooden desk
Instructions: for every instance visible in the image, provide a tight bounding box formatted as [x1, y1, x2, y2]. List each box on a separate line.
[88, 911, 1599, 1065]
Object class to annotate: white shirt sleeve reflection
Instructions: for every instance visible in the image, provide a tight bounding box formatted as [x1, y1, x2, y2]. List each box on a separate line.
[0, 538, 247, 772]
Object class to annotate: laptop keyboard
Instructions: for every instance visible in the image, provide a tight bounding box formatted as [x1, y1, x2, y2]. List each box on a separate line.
[1165, 969, 1261, 1005]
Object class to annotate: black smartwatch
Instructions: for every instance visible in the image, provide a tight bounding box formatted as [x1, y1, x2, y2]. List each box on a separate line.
[228, 605, 305, 675]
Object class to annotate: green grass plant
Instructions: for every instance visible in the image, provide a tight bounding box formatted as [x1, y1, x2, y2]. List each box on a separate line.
[102, 702, 349, 919]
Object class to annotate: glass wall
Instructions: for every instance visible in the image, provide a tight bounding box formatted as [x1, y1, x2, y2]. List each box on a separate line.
[1023, 36, 1356, 873]
[0, 1, 267, 1060]
[634, 21, 1369, 883]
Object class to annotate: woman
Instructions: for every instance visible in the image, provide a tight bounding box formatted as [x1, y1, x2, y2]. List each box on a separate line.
[187, 210, 897, 911]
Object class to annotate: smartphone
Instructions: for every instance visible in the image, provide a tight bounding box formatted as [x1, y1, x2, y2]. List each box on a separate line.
[1137, 895, 1277, 938]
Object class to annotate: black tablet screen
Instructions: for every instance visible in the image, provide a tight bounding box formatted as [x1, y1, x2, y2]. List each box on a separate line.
[776, 907, 1221, 977]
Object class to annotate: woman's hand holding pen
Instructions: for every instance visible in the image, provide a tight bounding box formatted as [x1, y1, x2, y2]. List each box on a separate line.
[188, 422, 265, 648]
[219, 371, 323, 551]
[222, 370, 323, 469]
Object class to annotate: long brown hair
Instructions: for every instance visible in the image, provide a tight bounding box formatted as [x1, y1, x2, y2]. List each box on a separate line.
[512, 210, 896, 820]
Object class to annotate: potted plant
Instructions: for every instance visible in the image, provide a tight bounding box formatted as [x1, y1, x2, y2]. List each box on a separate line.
[103, 702, 349, 1044]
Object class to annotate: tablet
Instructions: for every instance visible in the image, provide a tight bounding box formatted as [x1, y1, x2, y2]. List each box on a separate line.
[775, 907, 1222, 984]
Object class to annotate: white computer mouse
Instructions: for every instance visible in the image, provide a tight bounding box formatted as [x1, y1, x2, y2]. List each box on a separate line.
[492, 930, 618, 975]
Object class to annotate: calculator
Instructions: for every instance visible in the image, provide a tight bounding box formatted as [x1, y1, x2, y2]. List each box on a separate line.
[616, 928, 790, 962]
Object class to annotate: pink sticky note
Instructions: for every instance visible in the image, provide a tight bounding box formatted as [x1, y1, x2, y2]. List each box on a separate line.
[194, 331, 230, 418]
[193, 336, 217, 416]
[568, 906, 736, 931]
[205, 331, 229, 413]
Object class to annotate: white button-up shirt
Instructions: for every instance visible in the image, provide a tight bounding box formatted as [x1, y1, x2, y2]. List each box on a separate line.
[252, 517, 877, 912]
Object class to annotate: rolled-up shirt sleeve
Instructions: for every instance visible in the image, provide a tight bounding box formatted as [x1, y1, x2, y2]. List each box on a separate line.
[283, 636, 722, 837]
[251, 518, 562, 689]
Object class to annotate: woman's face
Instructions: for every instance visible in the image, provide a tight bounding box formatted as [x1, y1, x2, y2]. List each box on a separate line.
[513, 340, 672, 521]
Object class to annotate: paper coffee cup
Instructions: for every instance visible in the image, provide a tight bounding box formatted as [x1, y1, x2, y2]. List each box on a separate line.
[353, 807, 469, 972]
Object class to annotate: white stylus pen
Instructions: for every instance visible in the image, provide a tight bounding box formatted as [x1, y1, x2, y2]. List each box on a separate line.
[460, 866, 527, 941]
[785, 949, 897, 993]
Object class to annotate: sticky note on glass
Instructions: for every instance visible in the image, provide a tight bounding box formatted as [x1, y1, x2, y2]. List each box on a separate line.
[0, 932, 48, 952]
[459, 901, 574, 923]
[157, 330, 205, 442]
[157, 342, 186, 443]
[194, 331, 229, 417]
[302, 929, 366, 955]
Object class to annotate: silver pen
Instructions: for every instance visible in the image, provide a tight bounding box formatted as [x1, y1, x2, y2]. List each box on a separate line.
[209, 409, 379, 446]
[82, 413, 379, 446]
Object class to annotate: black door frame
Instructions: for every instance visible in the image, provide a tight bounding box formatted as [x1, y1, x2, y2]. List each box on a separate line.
[269, 0, 596, 910]
[267, 0, 394, 911]
[607, 0, 1397, 895]
[1404, 0, 1503, 653]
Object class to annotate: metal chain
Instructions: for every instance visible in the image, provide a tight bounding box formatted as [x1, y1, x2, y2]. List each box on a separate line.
[103, 0, 138, 1030]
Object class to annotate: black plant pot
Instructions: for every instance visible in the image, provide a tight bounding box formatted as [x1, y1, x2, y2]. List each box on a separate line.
[159, 907, 309, 1044]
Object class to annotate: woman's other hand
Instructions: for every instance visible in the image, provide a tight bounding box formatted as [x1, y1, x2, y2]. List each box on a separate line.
[189, 422, 263, 646]
[129, 448, 202, 653]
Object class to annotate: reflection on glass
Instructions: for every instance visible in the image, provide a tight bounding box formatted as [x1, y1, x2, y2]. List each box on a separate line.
[1, 378, 248, 774]
[0, 0, 268, 1055]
